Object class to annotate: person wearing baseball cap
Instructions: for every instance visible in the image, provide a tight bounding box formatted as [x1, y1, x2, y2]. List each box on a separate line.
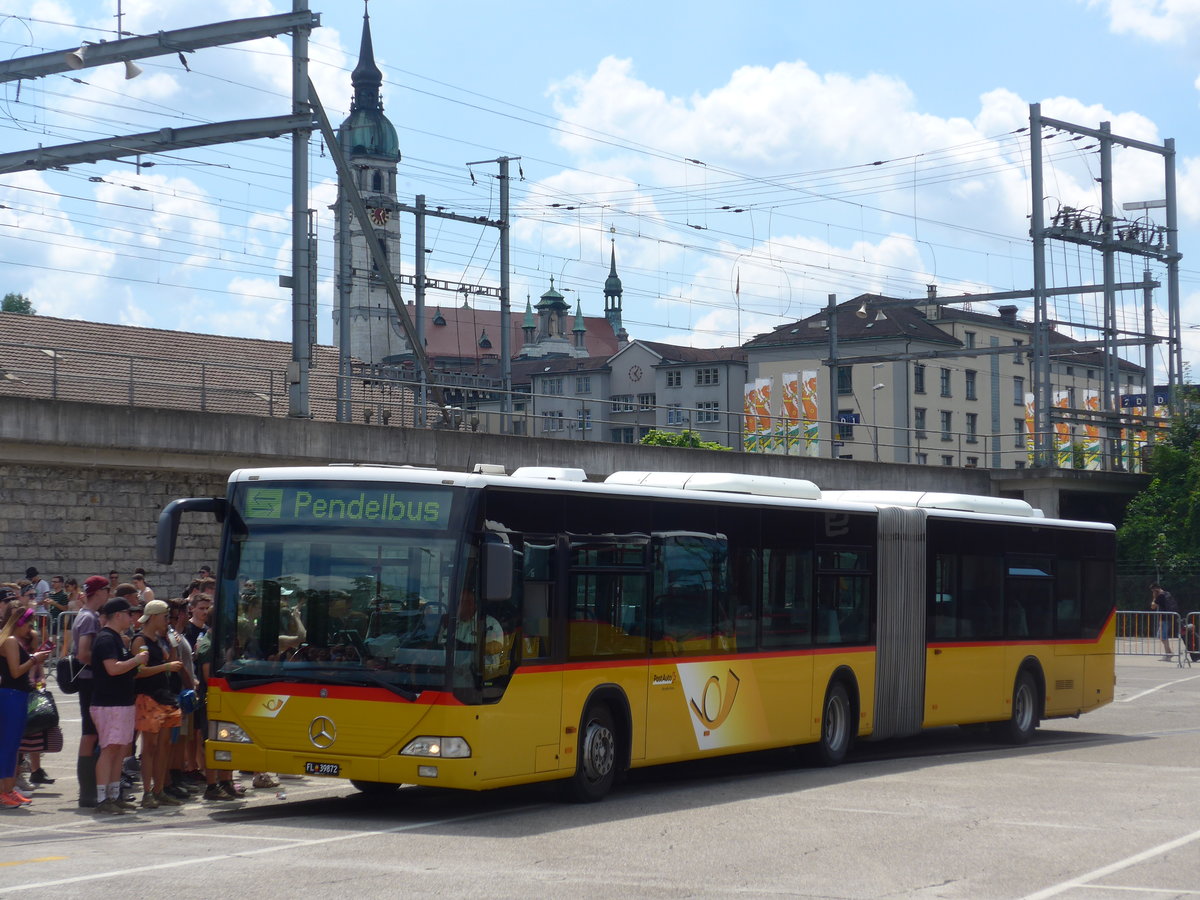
[71, 576, 112, 808]
[90, 597, 149, 814]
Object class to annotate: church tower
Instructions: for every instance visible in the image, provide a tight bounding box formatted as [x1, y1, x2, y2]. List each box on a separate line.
[333, 3, 404, 365]
[604, 238, 627, 344]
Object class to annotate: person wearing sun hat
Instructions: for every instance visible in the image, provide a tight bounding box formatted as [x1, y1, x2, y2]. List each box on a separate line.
[131, 599, 184, 809]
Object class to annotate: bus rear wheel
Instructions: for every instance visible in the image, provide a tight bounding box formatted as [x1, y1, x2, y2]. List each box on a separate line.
[808, 681, 853, 767]
[991, 670, 1039, 744]
[350, 779, 401, 796]
[564, 704, 617, 802]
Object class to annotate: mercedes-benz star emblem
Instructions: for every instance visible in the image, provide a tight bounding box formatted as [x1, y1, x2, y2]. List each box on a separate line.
[308, 716, 337, 749]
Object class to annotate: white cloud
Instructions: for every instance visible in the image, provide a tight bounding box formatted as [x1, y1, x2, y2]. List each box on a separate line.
[1091, 0, 1200, 42]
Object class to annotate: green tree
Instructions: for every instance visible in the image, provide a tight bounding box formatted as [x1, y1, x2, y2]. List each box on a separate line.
[1117, 387, 1200, 598]
[639, 429, 731, 451]
[2, 292, 35, 315]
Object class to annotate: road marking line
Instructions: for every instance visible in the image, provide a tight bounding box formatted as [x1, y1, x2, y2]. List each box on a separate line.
[2, 805, 537, 893]
[1120, 673, 1200, 703]
[1021, 825, 1200, 899]
[0, 857, 66, 868]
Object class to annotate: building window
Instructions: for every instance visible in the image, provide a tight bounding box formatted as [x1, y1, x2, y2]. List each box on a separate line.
[371, 236, 388, 271]
[542, 410, 564, 432]
[965, 369, 977, 401]
[940, 411, 953, 441]
[575, 376, 591, 394]
[695, 367, 719, 386]
[637, 393, 656, 410]
[666, 370, 682, 388]
[1065, 366, 1074, 377]
[914, 364, 926, 394]
[610, 394, 634, 413]
[697, 401, 720, 423]
[914, 407, 927, 438]
[941, 454, 955, 466]
[372, 170, 383, 192]
[939, 367, 952, 398]
[837, 366, 853, 395]
[544, 377, 563, 395]
[577, 408, 592, 430]
[1015, 460, 1026, 470]
[966, 412, 978, 443]
[966, 456, 979, 468]
[1014, 418, 1026, 449]
[666, 404, 684, 426]
[612, 427, 634, 443]
[965, 331, 976, 349]
[1087, 369, 1094, 380]
[915, 452, 928, 465]
[1013, 376, 1025, 405]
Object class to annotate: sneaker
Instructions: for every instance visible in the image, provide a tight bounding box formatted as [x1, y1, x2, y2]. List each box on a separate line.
[164, 783, 192, 801]
[15, 772, 34, 793]
[252, 773, 280, 789]
[114, 796, 138, 812]
[204, 784, 235, 802]
[94, 798, 125, 816]
[218, 781, 241, 800]
[155, 791, 184, 807]
[30, 769, 55, 785]
[1, 792, 25, 809]
[11, 790, 33, 806]
[140, 792, 159, 810]
[185, 770, 207, 784]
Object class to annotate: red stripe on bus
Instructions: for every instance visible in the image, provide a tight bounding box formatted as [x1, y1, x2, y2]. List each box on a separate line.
[207, 677, 464, 705]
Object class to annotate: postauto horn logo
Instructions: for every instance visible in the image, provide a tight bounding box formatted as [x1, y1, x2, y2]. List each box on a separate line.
[245, 488, 284, 519]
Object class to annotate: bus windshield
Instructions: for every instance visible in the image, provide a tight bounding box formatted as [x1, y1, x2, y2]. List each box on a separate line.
[215, 480, 468, 697]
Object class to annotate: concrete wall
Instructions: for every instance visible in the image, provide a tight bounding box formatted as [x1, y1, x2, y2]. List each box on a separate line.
[4, 394, 1128, 592]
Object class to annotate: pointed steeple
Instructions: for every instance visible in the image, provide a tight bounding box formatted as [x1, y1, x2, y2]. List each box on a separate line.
[351, 2, 383, 113]
[603, 237, 624, 337]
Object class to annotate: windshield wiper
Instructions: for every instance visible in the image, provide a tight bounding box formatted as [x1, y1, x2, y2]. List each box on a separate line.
[316, 670, 419, 702]
[223, 672, 306, 691]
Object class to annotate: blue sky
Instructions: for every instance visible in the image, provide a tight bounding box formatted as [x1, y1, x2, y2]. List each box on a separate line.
[1, 0, 1198, 378]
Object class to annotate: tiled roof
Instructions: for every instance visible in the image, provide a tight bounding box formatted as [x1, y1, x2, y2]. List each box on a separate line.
[410, 301, 619, 362]
[0, 312, 417, 423]
[633, 340, 748, 364]
[743, 294, 958, 349]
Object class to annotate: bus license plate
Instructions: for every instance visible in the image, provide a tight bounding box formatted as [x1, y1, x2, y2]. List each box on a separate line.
[305, 762, 340, 776]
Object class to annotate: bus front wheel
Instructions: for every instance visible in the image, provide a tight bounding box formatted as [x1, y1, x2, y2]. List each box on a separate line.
[564, 704, 617, 802]
[809, 681, 853, 767]
[991, 670, 1039, 744]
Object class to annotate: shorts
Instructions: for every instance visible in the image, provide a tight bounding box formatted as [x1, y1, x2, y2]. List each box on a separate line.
[90, 704, 137, 749]
[1160, 617, 1175, 640]
[136, 694, 183, 734]
[78, 679, 96, 737]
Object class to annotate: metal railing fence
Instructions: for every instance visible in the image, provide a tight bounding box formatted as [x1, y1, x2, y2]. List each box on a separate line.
[1115, 610, 1196, 667]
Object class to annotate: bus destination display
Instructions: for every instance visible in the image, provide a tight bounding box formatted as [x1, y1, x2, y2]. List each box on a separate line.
[238, 483, 453, 530]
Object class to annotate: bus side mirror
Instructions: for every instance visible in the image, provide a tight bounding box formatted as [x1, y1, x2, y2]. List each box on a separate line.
[156, 497, 228, 565]
[482, 541, 513, 602]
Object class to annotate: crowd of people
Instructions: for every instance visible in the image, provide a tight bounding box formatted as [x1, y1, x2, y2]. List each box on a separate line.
[0, 565, 279, 813]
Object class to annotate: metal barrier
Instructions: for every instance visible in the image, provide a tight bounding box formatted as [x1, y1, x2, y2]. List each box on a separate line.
[1116, 610, 1196, 668]
[50, 610, 78, 662]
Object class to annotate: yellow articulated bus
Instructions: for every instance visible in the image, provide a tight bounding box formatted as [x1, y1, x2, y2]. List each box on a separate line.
[156, 464, 1115, 802]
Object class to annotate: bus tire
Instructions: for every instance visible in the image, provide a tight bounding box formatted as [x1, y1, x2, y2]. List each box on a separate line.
[564, 704, 618, 803]
[350, 779, 401, 796]
[991, 670, 1039, 744]
[809, 680, 853, 767]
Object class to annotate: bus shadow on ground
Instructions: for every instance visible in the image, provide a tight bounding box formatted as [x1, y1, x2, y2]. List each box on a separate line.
[202, 725, 1149, 835]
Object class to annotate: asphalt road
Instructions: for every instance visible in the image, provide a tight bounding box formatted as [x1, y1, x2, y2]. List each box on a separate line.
[2, 656, 1198, 899]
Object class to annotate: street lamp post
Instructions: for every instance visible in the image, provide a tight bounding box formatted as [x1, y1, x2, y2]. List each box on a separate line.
[871, 382, 886, 461]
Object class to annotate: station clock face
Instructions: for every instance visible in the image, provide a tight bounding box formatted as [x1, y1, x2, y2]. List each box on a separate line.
[628, 365, 643, 382]
[369, 206, 390, 226]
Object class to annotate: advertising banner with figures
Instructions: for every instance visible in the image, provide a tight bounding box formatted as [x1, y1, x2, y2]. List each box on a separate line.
[1080, 391, 1103, 470]
[781, 373, 800, 454]
[743, 378, 773, 453]
[1024, 394, 1037, 464]
[801, 370, 820, 457]
[1052, 390, 1073, 467]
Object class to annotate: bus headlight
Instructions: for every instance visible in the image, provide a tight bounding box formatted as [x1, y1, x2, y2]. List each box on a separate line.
[210, 721, 252, 743]
[400, 736, 471, 758]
